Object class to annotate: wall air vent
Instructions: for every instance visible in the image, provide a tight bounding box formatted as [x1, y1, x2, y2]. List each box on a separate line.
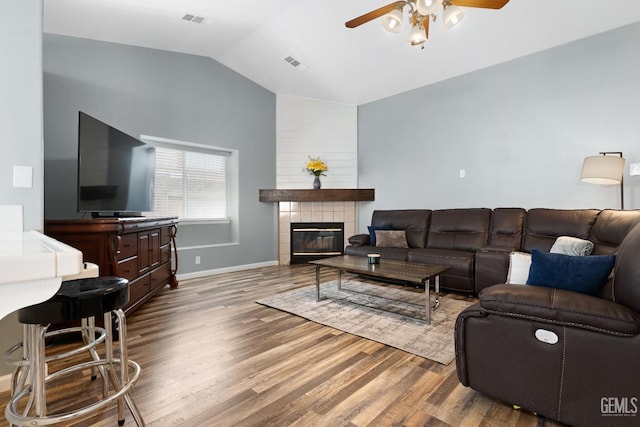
[182, 13, 206, 24]
[284, 56, 307, 71]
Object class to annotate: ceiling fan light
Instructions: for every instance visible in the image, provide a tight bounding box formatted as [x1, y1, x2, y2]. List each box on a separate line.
[381, 8, 403, 33]
[443, 5, 465, 29]
[416, 0, 443, 16]
[409, 25, 427, 45]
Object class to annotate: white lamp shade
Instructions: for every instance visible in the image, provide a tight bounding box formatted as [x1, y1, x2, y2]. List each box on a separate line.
[443, 5, 465, 29]
[409, 25, 427, 45]
[381, 9, 403, 33]
[581, 155, 625, 185]
[416, 0, 443, 16]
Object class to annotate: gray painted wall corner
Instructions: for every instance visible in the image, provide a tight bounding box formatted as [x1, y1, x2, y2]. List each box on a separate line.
[42, 34, 278, 275]
[356, 22, 640, 230]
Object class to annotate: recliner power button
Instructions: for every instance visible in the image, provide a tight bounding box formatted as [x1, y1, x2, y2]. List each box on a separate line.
[535, 329, 559, 344]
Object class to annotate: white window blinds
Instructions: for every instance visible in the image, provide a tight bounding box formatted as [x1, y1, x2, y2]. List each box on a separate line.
[152, 146, 228, 220]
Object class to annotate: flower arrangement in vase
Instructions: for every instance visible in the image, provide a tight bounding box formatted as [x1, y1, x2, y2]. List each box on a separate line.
[305, 156, 328, 189]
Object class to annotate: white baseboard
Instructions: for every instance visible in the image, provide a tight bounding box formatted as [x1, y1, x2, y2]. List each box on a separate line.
[176, 260, 279, 281]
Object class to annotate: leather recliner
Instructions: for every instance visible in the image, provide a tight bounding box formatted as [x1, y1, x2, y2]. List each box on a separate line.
[455, 222, 640, 427]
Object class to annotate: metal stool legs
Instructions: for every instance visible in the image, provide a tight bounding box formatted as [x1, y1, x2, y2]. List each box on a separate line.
[109, 309, 144, 426]
[4, 309, 144, 426]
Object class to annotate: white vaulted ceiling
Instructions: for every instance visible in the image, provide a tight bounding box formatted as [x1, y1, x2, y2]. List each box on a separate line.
[44, 0, 640, 105]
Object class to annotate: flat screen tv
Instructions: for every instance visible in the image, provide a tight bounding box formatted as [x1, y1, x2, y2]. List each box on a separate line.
[77, 111, 155, 217]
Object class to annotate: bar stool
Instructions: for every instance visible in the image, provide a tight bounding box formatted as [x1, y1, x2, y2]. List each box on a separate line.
[3, 277, 145, 426]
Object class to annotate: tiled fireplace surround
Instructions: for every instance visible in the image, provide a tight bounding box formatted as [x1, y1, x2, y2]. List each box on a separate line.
[278, 201, 356, 265]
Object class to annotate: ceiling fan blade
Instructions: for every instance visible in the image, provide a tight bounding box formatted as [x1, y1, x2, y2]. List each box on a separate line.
[345, 1, 406, 28]
[449, 0, 509, 9]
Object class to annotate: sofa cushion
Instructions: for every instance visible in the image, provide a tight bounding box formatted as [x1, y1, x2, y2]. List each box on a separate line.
[474, 249, 513, 293]
[610, 223, 640, 312]
[375, 230, 408, 248]
[367, 247, 410, 261]
[367, 225, 391, 246]
[589, 209, 640, 255]
[427, 208, 491, 252]
[371, 210, 431, 248]
[348, 234, 369, 246]
[344, 244, 409, 261]
[487, 208, 526, 249]
[522, 209, 599, 253]
[506, 251, 531, 285]
[526, 249, 615, 296]
[407, 248, 475, 292]
[479, 284, 640, 336]
[344, 244, 373, 258]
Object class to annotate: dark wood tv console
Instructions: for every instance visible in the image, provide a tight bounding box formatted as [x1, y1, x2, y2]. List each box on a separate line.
[45, 217, 179, 315]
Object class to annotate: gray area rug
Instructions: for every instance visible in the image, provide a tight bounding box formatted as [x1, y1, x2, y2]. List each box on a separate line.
[256, 279, 474, 365]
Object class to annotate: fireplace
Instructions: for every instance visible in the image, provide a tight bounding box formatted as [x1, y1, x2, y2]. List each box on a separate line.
[290, 222, 344, 264]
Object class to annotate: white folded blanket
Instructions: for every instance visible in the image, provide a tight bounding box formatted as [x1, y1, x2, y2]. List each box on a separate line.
[550, 236, 594, 256]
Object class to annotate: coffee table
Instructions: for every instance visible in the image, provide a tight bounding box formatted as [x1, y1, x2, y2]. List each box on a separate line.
[309, 255, 449, 324]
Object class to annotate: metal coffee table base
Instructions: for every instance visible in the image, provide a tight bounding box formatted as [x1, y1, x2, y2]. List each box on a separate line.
[314, 264, 444, 324]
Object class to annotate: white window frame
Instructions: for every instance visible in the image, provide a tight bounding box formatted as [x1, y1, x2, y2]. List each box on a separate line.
[140, 135, 239, 227]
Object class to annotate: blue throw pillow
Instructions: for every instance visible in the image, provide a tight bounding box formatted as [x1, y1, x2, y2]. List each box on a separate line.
[367, 225, 392, 246]
[526, 249, 615, 296]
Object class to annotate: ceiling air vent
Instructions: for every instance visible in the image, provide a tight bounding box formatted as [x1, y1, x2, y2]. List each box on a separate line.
[284, 56, 307, 71]
[182, 13, 206, 24]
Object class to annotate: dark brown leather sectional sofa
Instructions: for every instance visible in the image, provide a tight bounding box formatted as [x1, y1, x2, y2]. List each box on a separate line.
[345, 207, 640, 295]
[459, 220, 640, 427]
[347, 207, 640, 426]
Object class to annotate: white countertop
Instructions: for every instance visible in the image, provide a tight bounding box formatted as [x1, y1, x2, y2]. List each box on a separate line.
[0, 230, 83, 321]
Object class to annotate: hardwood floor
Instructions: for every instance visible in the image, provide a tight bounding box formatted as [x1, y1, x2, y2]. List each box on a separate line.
[0, 265, 561, 426]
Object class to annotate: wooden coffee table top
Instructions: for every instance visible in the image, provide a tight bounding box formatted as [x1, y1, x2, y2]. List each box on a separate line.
[310, 255, 448, 285]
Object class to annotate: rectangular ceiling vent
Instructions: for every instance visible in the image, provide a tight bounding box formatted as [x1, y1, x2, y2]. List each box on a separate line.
[284, 56, 307, 71]
[182, 13, 206, 24]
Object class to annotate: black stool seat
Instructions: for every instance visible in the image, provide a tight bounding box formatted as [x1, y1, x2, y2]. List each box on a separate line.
[18, 277, 129, 324]
[5, 276, 144, 426]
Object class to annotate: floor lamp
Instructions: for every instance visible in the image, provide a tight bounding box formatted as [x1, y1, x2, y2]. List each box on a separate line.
[580, 151, 625, 209]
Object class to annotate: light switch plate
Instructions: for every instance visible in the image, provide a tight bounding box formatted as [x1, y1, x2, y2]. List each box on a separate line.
[630, 162, 640, 176]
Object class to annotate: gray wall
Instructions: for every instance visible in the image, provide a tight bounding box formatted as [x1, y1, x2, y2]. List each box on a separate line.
[0, 0, 44, 376]
[43, 34, 277, 274]
[357, 23, 640, 229]
[1, 0, 44, 230]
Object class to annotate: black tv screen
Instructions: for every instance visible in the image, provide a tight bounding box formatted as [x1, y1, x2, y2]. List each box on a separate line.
[77, 112, 155, 216]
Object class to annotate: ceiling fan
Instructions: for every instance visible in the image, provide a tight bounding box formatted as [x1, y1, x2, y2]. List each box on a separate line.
[345, 0, 510, 47]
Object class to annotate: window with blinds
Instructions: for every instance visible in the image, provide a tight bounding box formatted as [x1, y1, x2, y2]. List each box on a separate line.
[151, 146, 229, 220]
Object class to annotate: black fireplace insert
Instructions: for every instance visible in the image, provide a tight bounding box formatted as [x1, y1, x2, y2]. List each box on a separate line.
[290, 222, 344, 264]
